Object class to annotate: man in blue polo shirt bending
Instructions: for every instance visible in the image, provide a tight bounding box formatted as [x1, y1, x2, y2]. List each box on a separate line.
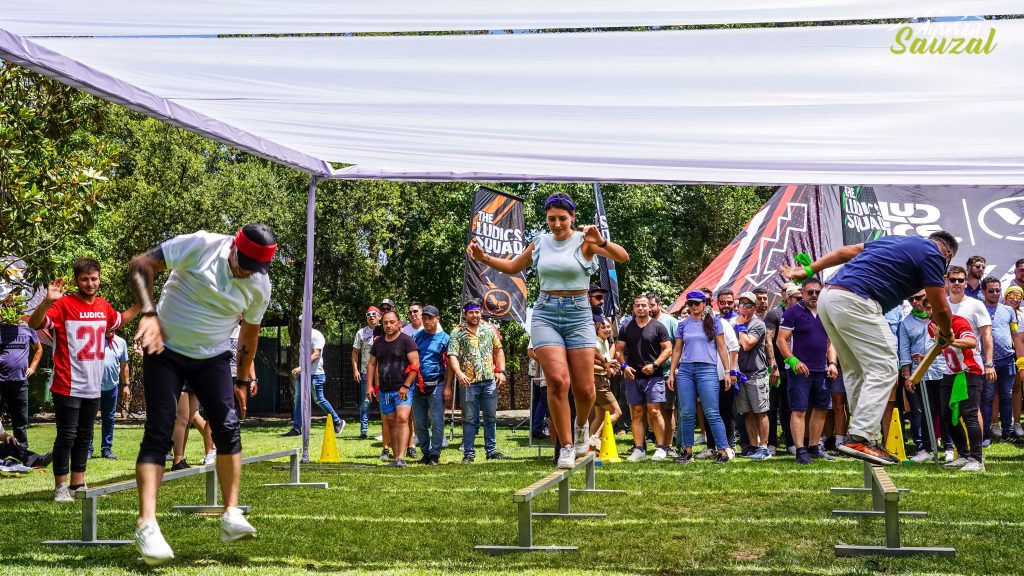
[781, 231, 957, 465]
[775, 278, 837, 464]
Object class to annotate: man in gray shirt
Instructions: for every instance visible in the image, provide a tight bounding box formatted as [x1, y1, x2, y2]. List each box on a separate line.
[734, 292, 772, 460]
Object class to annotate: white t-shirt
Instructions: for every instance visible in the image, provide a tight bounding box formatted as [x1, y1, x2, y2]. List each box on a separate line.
[158, 232, 271, 359]
[716, 319, 739, 381]
[309, 328, 326, 376]
[949, 296, 992, 358]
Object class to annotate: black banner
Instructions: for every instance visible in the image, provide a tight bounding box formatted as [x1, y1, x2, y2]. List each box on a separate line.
[593, 183, 621, 318]
[462, 186, 528, 323]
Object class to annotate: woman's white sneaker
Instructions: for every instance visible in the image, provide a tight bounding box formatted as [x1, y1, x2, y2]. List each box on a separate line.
[135, 520, 174, 566]
[220, 506, 257, 542]
[910, 450, 932, 463]
[557, 444, 576, 469]
[959, 458, 985, 472]
[53, 483, 73, 503]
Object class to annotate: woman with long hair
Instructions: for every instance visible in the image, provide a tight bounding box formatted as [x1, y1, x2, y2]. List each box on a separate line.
[468, 192, 629, 468]
[668, 291, 734, 464]
[1005, 286, 1024, 439]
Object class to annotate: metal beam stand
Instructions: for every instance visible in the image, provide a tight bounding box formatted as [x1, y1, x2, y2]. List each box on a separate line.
[475, 453, 622, 555]
[172, 466, 252, 515]
[261, 451, 329, 488]
[831, 461, 955, 558]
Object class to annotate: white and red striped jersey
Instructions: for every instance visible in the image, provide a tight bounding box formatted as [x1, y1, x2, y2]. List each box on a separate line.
[929, 315, 982, 376]
[42, 295, 122, 398]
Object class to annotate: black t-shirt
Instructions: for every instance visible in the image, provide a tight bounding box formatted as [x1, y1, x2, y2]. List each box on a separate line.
[370, 333, 417, 392]
[620, 318, 670, 368]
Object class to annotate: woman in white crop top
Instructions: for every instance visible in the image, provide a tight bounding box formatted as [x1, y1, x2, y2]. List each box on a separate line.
[468, 192, 629, 468]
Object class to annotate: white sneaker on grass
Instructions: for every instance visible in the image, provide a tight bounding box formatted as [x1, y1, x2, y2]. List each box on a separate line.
[910, 450, 932, 463]
[944, 457, 969, 469]
[557, 444, 576, 469]
[726, 447, 736, 459]
[990, 424, 1002, 438]
[945, 449, 955, 463]
[651, 447, 667, 462]
[220, 506, 257, 542]
[589, 434, 602, 451]
[1014, 423, 1024, 437]
[573, 424, 589, 456]
[202, 450, 217, 466]
[626, 448, 647, 462]
[694, 448, 716, 459]
[54, 483, 73, 503]
[135, 520, 174, 566]
[959, 458, 985, 472]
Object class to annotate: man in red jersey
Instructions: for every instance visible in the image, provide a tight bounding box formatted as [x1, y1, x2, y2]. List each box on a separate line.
[28, 258, 138, 501]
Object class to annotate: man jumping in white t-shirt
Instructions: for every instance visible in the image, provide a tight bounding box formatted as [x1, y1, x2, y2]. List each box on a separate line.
[128, 224, 276, 566]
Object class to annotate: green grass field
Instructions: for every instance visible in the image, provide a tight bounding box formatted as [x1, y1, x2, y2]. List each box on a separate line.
[2, 419, 1023, 575]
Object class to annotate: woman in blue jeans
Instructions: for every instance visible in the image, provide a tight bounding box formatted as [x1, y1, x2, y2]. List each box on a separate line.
[668, 291, 734, 465]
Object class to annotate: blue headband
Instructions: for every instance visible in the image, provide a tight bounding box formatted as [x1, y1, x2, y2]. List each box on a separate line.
[463, 304, 482, 312]
[545, 195, 576, 211]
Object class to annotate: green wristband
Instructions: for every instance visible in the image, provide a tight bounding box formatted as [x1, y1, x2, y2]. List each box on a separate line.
[784, 356, 801, 373]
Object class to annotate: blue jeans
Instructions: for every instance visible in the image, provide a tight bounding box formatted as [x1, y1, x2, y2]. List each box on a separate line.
[292, 374, 341, 431]
[88, 386, 118, 454]
[531, 383, 549, 436]
[412, 383, 446, 457]
[462, 380, 497, 458]
[676, 363, 729, 450]
[982, 362, 1016, 438]
[358, 372, 369, 434]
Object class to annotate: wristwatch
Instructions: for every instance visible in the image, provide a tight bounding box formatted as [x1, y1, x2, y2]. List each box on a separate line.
[233, 378, 252, 388]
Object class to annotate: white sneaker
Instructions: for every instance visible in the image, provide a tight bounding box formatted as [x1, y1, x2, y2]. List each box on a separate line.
[202, 450, 217, 466]
[1015, 423, 1024, 437]
[135, 520, 174, 566]
[651, 447, 667, 462]
[835, 435, 846, 448]
[944, 457, 969, 469]
[220, 506, 257, 542]
[375, 434, 384, 441]
[557, 444, 576, 469]
[573, 424, 589, 456]
[54, 483, 73, 503]
[767, 445, 777, 456]
[665, 446, 680, 459]
[626, 448, 647, 462]
[694, 448, 716, 459]
[336, 420, 346, 435]
[990, 424, 1002, 438]
[960, 458, 986, 472]
[726, 447, 736, 459]
[945, 449, 955, 463]
[588, 434, 602, 451]
[910, 450, 932, 463]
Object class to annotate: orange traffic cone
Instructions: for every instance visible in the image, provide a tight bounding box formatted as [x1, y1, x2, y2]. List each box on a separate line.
[320, 418, 341, 463]
[597, 412, 620, 463]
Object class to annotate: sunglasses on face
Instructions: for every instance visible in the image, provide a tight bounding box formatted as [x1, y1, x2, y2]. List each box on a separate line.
[804, 290, 820, 296]
[366, 313, 378, 317]
[737, 302, 754, 309]
[909, 295, 925, 302]
[986, 289, 1002, 294]
[947, 277, 966, 284]
[591, 294, 605, 301]
[686, 301, 703, 307]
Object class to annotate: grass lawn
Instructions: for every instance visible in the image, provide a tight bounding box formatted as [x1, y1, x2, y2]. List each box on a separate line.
[2, 418, 1023, 575]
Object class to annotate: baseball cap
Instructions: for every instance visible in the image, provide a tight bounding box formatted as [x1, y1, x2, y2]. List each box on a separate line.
[738, 291, 757, 304]
[785, 286, 802, 298]
[588, 283, 609, 295]
[366, 306, 380, 315]
[463, 298, 482, 312]
[685, 290, 706, 304]
[380, 298, 396, 308]
[422, 305, 440, 317]
[233, 223, 277, 274]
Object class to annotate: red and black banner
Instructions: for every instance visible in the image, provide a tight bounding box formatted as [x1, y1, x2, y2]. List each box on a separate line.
[462, 186, 528, 323]
[670, 185, 1024, 313]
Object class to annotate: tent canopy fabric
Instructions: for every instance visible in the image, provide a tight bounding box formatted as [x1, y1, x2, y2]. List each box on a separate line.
[3, 1, 1019, 36]
[2, 19, 1023, 184]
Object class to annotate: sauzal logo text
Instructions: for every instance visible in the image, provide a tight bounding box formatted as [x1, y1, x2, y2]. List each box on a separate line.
[890, 25, 997, 55]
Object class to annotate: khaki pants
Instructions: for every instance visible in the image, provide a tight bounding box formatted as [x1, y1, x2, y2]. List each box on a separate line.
[818, 287, 898, 441]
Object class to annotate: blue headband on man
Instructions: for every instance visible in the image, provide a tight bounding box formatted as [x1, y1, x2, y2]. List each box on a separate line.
[463, 303, 482, 312]
[544, 195, 576, 211]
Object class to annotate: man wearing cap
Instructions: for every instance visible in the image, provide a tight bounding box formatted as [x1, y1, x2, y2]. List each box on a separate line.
[734, 291, 772, 460]
[781, 231, 957, 465]
[352, 306, 379, 439]
[448, 299, 507, 463]
[412, 305, 450, 465]
[372, 298, 416, 460]
[588, 283, 609, 316]
[128, 224, 276, 565]
[776, 278, 838, 464]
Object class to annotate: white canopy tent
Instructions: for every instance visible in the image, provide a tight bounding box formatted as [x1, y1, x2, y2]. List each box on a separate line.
[3, 4, 1023, 459]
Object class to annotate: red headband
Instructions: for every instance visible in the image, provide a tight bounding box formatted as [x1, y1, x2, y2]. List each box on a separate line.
[234, 228, 277, 262]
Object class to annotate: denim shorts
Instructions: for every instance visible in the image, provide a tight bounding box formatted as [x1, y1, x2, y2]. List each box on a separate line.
[379, 390, 413, 416]
[530, 293, 596, 350]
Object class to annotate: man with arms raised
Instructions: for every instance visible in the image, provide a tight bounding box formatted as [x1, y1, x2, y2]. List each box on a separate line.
[782, 231, 957, 465]
[128, 224, 276, 565]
